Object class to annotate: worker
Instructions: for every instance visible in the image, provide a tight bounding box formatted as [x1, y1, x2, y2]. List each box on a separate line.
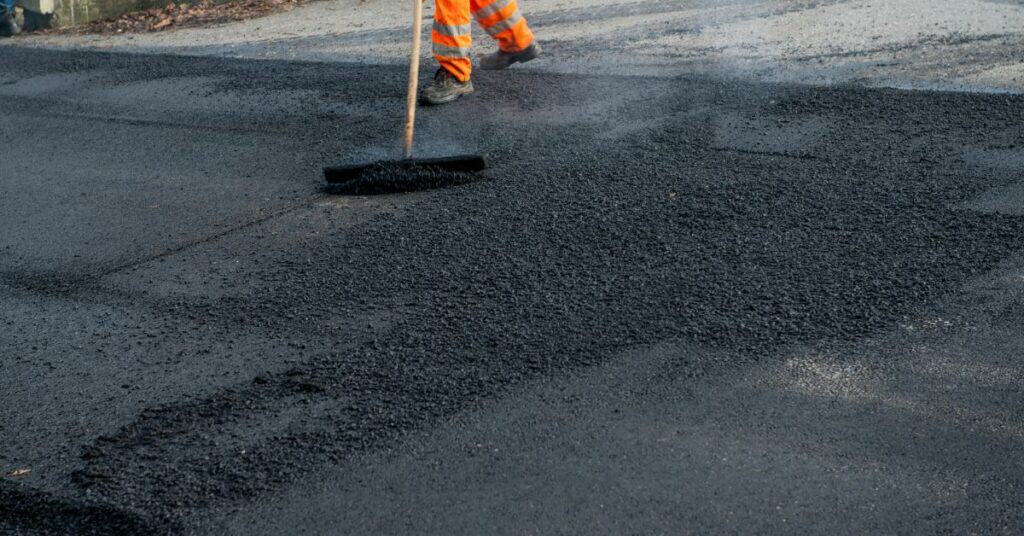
[0, 0, 19, 37]
[420, 0, 540, 105]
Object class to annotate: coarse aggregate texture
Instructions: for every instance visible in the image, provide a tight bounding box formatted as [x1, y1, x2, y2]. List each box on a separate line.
[2, 45, 1024, 533]
[203, 287, 1024, 534]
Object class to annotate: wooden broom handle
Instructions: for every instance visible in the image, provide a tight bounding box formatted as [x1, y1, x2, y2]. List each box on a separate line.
[403, 0, 424, 159]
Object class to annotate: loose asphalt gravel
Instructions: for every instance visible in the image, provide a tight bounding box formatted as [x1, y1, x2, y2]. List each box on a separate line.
[2, 44, 1024, 533]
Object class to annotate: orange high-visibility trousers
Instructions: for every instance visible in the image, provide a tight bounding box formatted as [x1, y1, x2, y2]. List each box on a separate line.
[432, 0, 535, 82]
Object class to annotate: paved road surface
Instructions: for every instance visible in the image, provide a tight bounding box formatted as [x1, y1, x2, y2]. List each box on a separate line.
[17, 0, 1024, 91]
[2, 1, 1024, 533]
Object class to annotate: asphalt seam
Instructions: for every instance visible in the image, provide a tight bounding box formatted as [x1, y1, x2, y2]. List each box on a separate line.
[99, 192, 328, 280]
[0, 194, 329, 297]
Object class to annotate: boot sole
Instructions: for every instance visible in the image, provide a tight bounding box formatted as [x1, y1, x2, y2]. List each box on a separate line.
[420, 84, 475, 106]
[479, 44, 541, 70]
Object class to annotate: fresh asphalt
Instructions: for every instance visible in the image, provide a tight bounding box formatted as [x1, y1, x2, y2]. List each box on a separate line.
[2, 46, 1024, 533]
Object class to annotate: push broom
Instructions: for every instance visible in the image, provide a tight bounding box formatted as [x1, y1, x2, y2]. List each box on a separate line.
[323, 0, 487, 187]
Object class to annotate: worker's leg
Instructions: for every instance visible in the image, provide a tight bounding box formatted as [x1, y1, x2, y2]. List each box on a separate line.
[470, 0, 533, 53]
[432, 0, 473, 82]
[422, 0, 475, 105]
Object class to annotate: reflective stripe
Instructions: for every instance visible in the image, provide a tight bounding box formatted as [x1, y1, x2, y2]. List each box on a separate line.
[472, 0, 513, 21]
[433, 21, 472, 37]
[483, 10, 522, 36]
[433, 43, 472, 58]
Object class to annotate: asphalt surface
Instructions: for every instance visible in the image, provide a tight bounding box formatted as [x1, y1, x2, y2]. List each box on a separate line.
[2, 44, 1024, 534]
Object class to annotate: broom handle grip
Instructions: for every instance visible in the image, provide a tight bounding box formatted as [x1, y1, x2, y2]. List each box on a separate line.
[403, 0, 423, 159]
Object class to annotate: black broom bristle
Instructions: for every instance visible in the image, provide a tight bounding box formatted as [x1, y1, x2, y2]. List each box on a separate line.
[324, 154, 487, 195]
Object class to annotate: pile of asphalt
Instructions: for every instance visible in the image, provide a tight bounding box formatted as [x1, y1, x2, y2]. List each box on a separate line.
[2, 49, 1023, 530]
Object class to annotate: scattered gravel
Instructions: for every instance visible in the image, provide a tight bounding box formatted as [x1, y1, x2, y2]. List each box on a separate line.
[43, 0, 307, 35]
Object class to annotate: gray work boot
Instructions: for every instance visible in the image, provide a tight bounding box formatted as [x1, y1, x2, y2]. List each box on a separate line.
[479, 42, 541, 70]
[419, 68, 474, 106]
[0, 13, 20, 37]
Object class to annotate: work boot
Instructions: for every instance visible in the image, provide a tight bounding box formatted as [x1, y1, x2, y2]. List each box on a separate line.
[0, 13, 20, 37]
[478, 42, 541, 70]
[419, 68, 474, 106]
